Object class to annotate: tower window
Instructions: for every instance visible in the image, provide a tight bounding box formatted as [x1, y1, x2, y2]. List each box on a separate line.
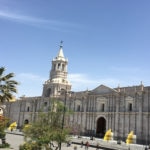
[44, 102, 48, 106]
[58, 63, 61, 70]
[45, 88, 51, 97]
[62, 64, 65, 71]
[54, 64, 56, 70]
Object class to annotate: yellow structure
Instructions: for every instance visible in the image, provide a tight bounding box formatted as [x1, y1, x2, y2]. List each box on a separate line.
[9, 96, 16, 102]
[126, 131, 134, 144]
[8, 122, 17, 131]
[24, 124, 31, 129]
[104, 129, 113, 141]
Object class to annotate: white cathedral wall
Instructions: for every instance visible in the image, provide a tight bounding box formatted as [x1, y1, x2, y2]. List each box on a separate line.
[4, 86, 150, 145]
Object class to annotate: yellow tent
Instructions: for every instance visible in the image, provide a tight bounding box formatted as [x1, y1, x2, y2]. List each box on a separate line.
[8, 122, 17, 131]
[126, 131, 134, 144]
[104, 129, 113, 141]
[24, 124, 31, 129]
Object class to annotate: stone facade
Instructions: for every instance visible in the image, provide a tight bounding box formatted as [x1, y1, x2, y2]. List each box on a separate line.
[5, 44, 150, 145]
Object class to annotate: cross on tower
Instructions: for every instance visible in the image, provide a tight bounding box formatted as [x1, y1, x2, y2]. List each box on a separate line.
[60, 40, 63, 47]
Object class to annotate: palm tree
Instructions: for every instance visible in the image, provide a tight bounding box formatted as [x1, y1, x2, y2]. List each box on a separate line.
[0, 67, 18, 103]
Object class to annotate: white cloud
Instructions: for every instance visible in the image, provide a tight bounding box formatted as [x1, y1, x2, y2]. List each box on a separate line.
[68, 73, 148, 91]
[0, 11, 40, 23]
[0, 10, 80, 31]
[14, 72, 149, 97]
[110, 66, 140, 73]
[69, 73, 94, 84]
[68, 73, 122, 91]
[14, 73, 46, 97]
[17, 73, 46, 82]
[0, 10, 59, 24]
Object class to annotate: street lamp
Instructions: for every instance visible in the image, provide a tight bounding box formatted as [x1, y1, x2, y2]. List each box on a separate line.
[61, 88, 67, 130]
[59, 88, 71, 150]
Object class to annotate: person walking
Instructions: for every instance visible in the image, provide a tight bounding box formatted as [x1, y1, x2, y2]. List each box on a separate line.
[81, 141, 84, 148]
[85, 141, 89, 150]
[96, 143, 100, 150]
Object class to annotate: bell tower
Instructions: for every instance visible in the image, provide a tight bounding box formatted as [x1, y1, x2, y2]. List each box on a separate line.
[42, 42, 71, 97]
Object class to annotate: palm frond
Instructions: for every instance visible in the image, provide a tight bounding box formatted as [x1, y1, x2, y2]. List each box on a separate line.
[0, 67, 18, 103]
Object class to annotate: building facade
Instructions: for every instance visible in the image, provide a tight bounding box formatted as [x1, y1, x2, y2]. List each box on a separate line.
[5, 44, 150, 145]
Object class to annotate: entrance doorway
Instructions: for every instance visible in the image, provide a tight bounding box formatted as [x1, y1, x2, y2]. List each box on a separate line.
[96, 117, 106, 138]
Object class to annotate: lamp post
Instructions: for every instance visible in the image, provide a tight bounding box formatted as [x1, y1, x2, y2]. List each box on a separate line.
[61, 88, 67, 130]
[59, 88, 68, 150]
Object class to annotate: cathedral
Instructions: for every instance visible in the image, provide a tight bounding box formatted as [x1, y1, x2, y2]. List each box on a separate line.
[5, 44, 150, 145]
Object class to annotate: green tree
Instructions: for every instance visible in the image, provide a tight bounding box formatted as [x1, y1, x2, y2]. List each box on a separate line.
[0, 116, 9, 139]
[0, 67, 18, 146]
[0, 67, 18, 103]
[23, 99, 71, 150]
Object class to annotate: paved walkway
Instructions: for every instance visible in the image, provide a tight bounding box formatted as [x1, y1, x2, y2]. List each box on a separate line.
[0, 132, 148, 150]
[5, 133, 24, 150]
[3, 133, 98, 150]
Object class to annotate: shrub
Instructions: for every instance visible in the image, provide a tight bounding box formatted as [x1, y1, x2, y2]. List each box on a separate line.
[0, 143, 10, 148]
[19, 142, 41, 150]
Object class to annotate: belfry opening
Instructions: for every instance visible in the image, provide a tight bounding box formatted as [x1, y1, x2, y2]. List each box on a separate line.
[96, 117, 106, 138]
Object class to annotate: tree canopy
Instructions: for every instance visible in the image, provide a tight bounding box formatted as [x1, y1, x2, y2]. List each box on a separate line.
[0, 67, 18, 103]
[23, 99, 71, 150]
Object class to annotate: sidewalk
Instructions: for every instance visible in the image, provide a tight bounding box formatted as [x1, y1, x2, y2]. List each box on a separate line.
[4, 133, 97, 150]
[2, 131, 148, 150]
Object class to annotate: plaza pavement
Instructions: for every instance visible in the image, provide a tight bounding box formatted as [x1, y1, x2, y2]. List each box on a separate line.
[1, 131, 148, 150]
[3, 132, 98, 150]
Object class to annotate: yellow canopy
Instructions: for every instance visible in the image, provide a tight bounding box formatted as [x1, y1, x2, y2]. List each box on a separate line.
[126, 131, 134, 144]
[8, 122, 17, 131]
[104, 129, 112, 141]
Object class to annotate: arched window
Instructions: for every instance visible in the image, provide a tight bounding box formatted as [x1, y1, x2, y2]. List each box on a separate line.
[128, 103, 132, 111]
[24, 119, 29, 124]
[44, 102, 48, 106]
[101, 103, 105, 112]
[126, 96, 133, 111]
[54, 64, 56, 70]
[62, 64, 65, 71]
[58, 63, 61, 70]
[45, 88, 51, 97]
[77, 105, 80, 112]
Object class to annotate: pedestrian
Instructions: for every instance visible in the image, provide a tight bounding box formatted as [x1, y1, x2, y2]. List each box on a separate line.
[85, 141, 89, 150]
[49, 142, 54, 148]
[67, 140, 71, 146]
[96, 143, 100, 150]
[69, 140, 72, 146]
[55, 147, 58, 150]
[145, 147, 148, 150]
[11, 127, 13, 132]
[81, 141, 83, 148]
[67, 141, 70, 147]
[74, 145, 77, 150]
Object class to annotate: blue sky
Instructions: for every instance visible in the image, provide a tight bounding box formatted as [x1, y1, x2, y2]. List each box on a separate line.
[1, 0, 150, 97]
